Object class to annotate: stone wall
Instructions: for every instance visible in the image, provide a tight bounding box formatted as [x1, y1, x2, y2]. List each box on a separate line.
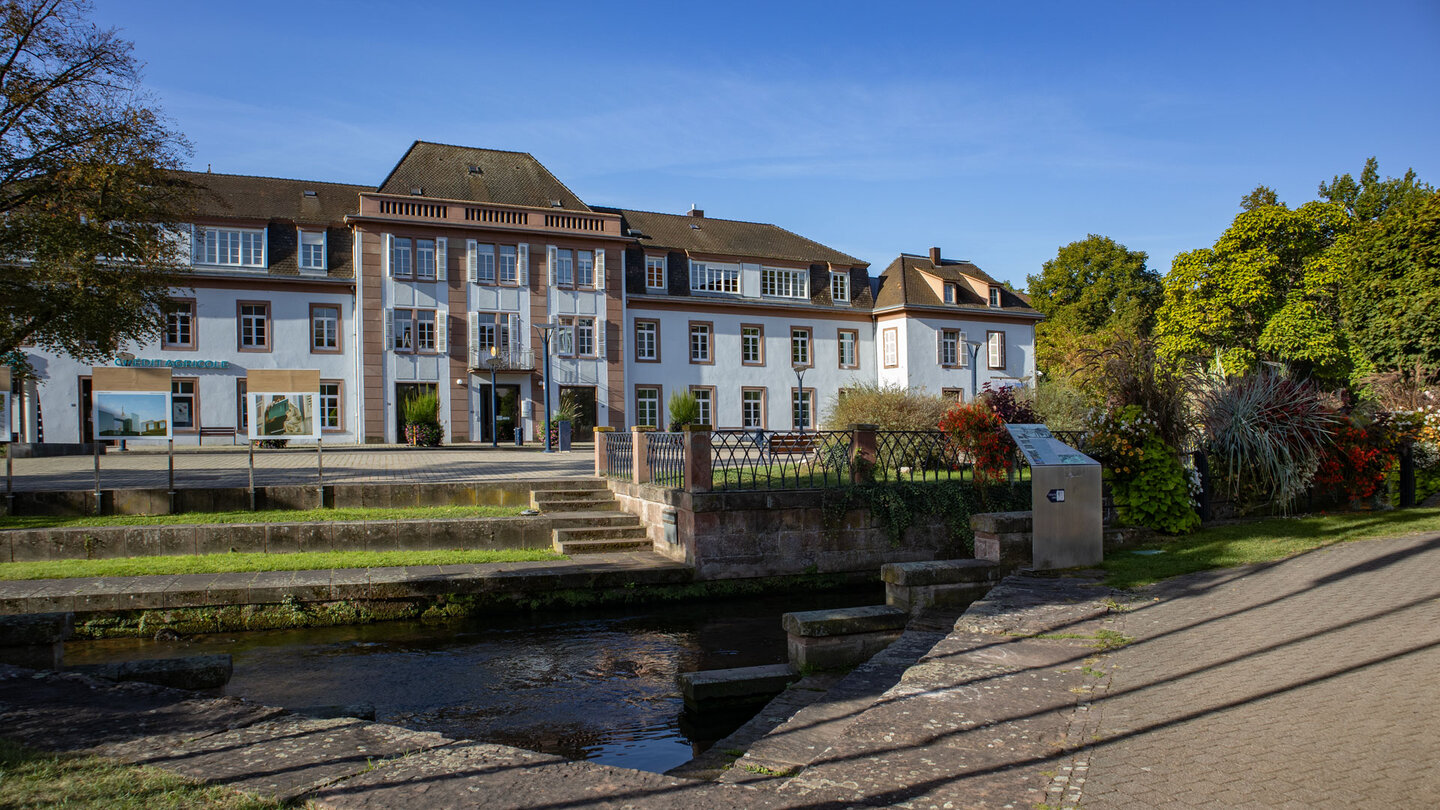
[607, 481, 958, 580]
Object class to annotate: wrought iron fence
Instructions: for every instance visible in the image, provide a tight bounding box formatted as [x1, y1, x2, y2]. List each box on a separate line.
[604, 431, 633, 481]
[711, 429, 853, 490]
[874, 430, 967, 482]
[647, 432, 685, 488]
[1051, 430, 1090, 451]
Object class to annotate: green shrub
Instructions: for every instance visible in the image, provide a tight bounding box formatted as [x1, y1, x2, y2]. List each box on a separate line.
[401, 391, 440, 426]
[823, 383, 951, 431]
[668, 391, 700, 430]
[1034, 377, 1091, 431]
[1089, 405, 1199, 534]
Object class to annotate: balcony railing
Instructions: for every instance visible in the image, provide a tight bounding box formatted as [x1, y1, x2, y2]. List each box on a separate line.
[468, 348, 536, 372]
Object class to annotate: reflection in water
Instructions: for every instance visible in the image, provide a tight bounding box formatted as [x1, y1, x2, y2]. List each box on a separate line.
[66, 587, 882, 773]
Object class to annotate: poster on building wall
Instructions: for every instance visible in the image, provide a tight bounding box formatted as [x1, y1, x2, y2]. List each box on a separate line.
[247, 370, 321, 440]
[0, 367, 11, 443]
[91, 367, 173, 440]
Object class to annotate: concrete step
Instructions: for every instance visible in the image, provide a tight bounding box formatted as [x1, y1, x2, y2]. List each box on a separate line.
[533, 495, 617, 512]
[555, 537, 652, 555]
[545, 512, 641, 529]
[555, 525, 648, 542]
[531, 488, 609, 501]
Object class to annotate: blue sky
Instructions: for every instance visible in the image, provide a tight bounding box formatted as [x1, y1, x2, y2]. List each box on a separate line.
[97, 1, 1439, 287]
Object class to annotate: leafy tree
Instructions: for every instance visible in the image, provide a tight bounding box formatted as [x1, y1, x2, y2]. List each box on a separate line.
[1337, 189, 1440, 377]
[1319, 157, 1431, 223]
[0, 0, 193, 362]
[1154, 194, 1351, 384]
[1026, 235, 1160, 378]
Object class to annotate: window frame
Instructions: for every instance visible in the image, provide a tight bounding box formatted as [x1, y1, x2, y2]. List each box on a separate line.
[237, 300, 272, 353]
[391, 236, 413, 278]
[635, 385, 662, 429]
[688, 321, 714, 365]
[475, 243, 497, 284]
[576, 316, 596, 358]
[171, 377, 199, 433]
[790, 326, 813, 368]
[554, 248, 575, 287]
[162, 298, 197, 351]
[498, 244, 518, 285]
[689, 385, 716, 428]
[415, 238, 437, 280]
[741, 387, 767, 429]
[392, 308, 442, 355]
[837, 328, 858, 369]
[882, 327, 898, 368]
[555, 315, 576, 358]
[762, 266, 809, 299]
[944, 283, 957, 304]
[196, 225, 266, 269]
[987, 330, 1006, 369]
[320, 379, 344, 433]
[309, 303, 342, 355]
[740, 323, 765, 366]
[940, 328, 960, 367]
[830, 271, 850, 303]
[989, 286, 1001, 308]
[645, 255, 666, 291]
[576, 250, 595, 288]
[942, 388, 965, 403]
[236, 379, 248, 432]
[634, 319, 660, 363]
[689, 261, 740, 295]
[791, 387, 816, 431]
[298, 228, 327, 273]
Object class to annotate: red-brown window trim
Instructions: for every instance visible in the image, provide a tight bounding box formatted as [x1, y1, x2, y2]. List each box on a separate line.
[987, 330, 1007, 370]
[309, 303, 343, 355]
[741, 323, 765, 367]
[162, 298, 197, 351]
[634, 318, 661, 363]
[837, 328, 859, 369]
[689, 385, 717, 428]
[320, 378, 345, 433]
[791, 386, 817, 430]
[171, 376, 199, 434]
[635, 384, 663, 429]
[688, 321, 714, 365]
[741, 386, 768, 429]
[790, 326, 813, 369]
[237, 300, 272, 353]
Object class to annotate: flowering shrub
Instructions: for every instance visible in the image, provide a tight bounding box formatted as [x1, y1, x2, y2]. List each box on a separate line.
[1313, 416, 1392, 504]
[979, 382, 1040, 424]
[938, 401, 1014, 488]
[1087, 405, 1199, 534]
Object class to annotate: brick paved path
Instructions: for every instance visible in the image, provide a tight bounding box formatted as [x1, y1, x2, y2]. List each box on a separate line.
[1075, 533, 1440, 808]
[6, 445, 595, 492]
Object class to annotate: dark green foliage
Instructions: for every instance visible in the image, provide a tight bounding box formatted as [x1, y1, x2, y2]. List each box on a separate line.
[1108, 431, 1200, 535]
[820, 481, 1028, 553]
[1338, 191, 1440, 378]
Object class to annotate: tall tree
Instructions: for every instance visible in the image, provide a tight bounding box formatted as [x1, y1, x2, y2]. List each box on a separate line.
[1154, 194, 1351, 383]
[1319, 157, 1430, 223]
[1027, 234, 1160, 378]
[0, 0, 192, 362]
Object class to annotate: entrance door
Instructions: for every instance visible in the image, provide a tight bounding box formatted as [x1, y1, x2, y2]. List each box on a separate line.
[477, 384, 521, 443]
[80, 377, 93, 443]
[558, 385, 597, 442]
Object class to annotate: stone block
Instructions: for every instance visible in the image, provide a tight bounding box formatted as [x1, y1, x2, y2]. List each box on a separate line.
[680, 663, 799, 709]
[67, 653, 233, 690]
[783, 605, 908, 637]
[787, 629, 903, 671]
[974, 530, 1031, 565]
[265, 523, 303, 555]
[331, 521, 365, 551]
[0, 612, 73, 646]
[393, 520, 432, 551]
[881, 559, 1000, 587]
[970, 510, 1033, 535]
[330, 485, 366, 509]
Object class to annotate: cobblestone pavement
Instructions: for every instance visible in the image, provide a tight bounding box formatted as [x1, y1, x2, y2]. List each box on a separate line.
[1074, 532, 1440, 809]
[5, 444, 595, 491]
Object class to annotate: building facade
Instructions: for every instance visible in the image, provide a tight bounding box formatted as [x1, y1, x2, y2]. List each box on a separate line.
[20, 142, 1039, 445]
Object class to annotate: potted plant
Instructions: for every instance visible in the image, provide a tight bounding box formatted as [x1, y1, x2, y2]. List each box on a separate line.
[549, 393, 580, 451]
[401, 391, 443, 447]
[668, 391, 699, 432]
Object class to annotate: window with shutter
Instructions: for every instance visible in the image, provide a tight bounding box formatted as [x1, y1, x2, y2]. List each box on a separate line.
[383, 234, 394, 277]
[436, 237, 448, 281]
[436, 308, 448, 354]
[595, 249, 605, 289]
[546, 245, 557, 287]
[466, 239, 478, 283]
[468, 312, 479, 364]
[518, 244, 529, 286]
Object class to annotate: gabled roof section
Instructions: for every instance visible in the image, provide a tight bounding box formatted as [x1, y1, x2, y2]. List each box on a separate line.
[875, 253, 1039, 314]
[602, 207, 866, 267]
[181, 171, 366, 225]
[377, 141, 592, 211]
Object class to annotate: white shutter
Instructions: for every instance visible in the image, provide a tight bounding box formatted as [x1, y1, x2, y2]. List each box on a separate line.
[936, 329, 943, 364]
[741, 263, 761, 298]
[988, 333, 1002, 368]
[384, 310, 393, 347]
[958, 332, 967, 367]
[437, 307, 448, 354]
[436, 237, 448, 282]
[597, 315, 606, 358]
[546, 245, 557, 287]
[510, 314, 522, 354]
[468, 312, 479, 366]
[518, 243, 529, 286]
[383, 234, 394, 277]
[466, 239, 478, 283]
[595, 249, 605, 289]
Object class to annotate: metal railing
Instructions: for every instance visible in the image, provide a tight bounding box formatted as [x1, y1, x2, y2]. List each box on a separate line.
[467, 347, 536, 372]
[604, 430, 633, 481]
[711, 429, 854, 491]
[647, 432, 685, 488]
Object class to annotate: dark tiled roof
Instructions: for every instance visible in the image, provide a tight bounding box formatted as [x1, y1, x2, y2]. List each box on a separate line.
[874, 254, 1039, 315]
[376, 141, 591, 211]
[179, 170, 364, 279]
[603, 208, 865, 267]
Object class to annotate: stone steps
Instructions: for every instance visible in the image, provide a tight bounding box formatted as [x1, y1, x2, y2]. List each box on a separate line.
[552, 522, 649, 555]
[537, 484, 651, 555]
[530, 487, 616, 513]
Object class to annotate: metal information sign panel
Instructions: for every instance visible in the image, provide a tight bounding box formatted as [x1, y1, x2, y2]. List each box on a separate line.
[1006, 424, 1103, 570]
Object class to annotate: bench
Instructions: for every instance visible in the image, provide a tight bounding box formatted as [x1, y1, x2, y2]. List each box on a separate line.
[199, 426, 238, 445]
[767, 434, 818, 455]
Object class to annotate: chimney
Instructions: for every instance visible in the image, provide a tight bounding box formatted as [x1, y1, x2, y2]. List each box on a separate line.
[688, 205, 705, 218]
[929, 247, 942, 265]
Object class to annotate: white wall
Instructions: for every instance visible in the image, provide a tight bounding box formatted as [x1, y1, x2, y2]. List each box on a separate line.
[899, 314, 1036, 399]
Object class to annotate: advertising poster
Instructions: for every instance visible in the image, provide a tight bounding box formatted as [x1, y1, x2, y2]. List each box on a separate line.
[91, 367, 173, 441]
[246, 369, 322, 441]
[0, 367, 10, 443]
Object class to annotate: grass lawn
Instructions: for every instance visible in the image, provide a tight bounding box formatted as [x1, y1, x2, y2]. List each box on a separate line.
[0, 548, 564, 581]
[0, 738, 288, 809]
[1103, 508, 1440, 589]
[0, 504, 526, 532]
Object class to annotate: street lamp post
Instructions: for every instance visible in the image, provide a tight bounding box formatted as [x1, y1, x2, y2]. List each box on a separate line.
[967, 340, 982, 401]
[534, 322, 558, 453]
[486, 347, 502, 449]
[792, 363, 808, 434]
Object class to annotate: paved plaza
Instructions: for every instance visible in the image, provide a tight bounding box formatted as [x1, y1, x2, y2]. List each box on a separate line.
[6, 444, 596, 492]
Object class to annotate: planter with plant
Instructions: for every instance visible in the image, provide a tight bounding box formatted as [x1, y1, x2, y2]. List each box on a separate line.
[401, 391, 443, 447]
[1088, 404, 1200, 534]
[668, 391, 700, 432]
[549, 393, 580, 448]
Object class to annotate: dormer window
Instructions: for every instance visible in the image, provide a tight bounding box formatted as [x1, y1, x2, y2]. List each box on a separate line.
[989, 286, 1001, 308]
[830, 271, 850, 303]
[944, 283, 957, 304]
[298, 229, 326, 273]
[196, 227, 265, 268]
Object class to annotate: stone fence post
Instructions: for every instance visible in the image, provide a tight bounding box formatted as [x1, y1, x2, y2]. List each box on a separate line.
[593, 426, 613, 477]
[683, 424, 712, 494]
[851, 423, 878, 484]
[632, 425, 654, 485]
